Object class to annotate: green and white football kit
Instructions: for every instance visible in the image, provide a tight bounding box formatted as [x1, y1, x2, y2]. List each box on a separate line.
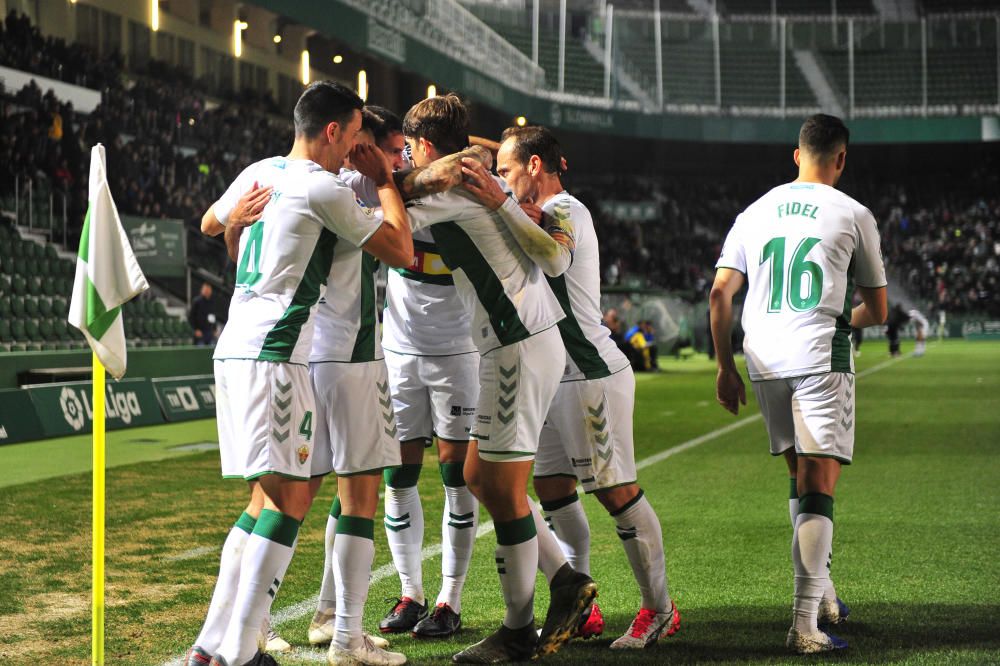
[212, 157, 382, 481]
[716, 181, 886, 463]
[405, 190, 567, 462]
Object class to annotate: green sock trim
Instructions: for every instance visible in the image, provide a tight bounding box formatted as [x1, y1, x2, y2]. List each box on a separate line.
[495, 513, 536, 546]
[235, 511, 257, 534]
[329, 496, 342, 519]
[609, 488, 645, 517]
[789, 478, 798, 500]
[336, 514, 375, 540]
[541, 492, 579, 513]
[799, 493, 834, 520]
[384, 463, 422, 488]
[252, 509, 300, 548]
[439, 461, 466, 487]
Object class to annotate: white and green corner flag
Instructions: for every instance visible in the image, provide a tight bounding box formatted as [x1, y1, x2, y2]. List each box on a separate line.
[69, 144, 149, 380]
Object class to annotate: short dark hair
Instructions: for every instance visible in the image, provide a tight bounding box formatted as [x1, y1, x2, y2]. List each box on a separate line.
[293, 81, 364, 138]
[402, 93, 470, 155]
[362, 105, 403, 145]
[798, 114, 849, 159]
[500, 125, 564, 175]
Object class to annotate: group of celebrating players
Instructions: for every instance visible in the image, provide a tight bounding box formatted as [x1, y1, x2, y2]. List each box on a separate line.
[183, 79, 887, 666]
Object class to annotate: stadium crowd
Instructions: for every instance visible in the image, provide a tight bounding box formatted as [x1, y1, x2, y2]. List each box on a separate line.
[1, 10, 997, 321]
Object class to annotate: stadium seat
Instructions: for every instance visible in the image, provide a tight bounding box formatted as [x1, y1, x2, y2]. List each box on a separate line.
[11, 295, 25, 317]
[0, 295, 10, 318]
[39, 318, 54, 341]
[12, 275, 26, 295]
[11, 319, 26, 341]
[45, 244, 58, 261]
[52, 296, 67, 316]
[27, 276, 41, 296]
[0, 274, 9, 294]
[40, 277, 55, 296]
[38, 297, 52, 317]
[24, 296, 39, 317]
[0, 319, 11, 342]
[24, 319, 40, 341]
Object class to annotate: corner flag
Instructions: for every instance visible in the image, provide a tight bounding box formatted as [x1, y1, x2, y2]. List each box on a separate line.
[69, 144, 149, 380]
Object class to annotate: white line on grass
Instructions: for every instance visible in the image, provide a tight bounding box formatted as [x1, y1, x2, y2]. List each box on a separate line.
[160, 355, 905, 665]
[164, 546, 217, 562]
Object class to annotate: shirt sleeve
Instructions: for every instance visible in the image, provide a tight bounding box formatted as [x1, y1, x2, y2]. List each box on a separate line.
[337, 169, 381, 208]
[715, 215, 747, 274]
[212, 164, 256, 226]
[404, 191, 476, 232]
[309, 174, 384, 248]
[854, 207, 887, 288]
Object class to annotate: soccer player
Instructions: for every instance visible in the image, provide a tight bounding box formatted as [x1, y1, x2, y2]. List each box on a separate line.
[709, 114, 887, 654]
[400, 94, 596, 663]
[378, 138, 482, 637]
[463, 124, 681, 649]
[909, 308, 929, 357]
[184, 81, 414, 666]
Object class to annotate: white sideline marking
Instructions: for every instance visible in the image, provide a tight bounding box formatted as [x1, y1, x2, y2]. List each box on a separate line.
[164, 546, 216, 562]
[160, 355, 904, 665]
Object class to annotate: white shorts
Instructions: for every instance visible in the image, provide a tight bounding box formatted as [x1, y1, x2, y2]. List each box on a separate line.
[309, 360, 402, 476]
[535, 367, 638, 493]
[214, 359, 315, 481]
[752, 372, 855, 464]
[474, 326, 565, 463]
[384, 349, 479, 443]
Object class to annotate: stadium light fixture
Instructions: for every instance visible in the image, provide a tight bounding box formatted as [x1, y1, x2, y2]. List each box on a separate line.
[273, 34, 282, 44]
[233, 20, 248, 58]
[301, 50, 310, 85]
[427, 84, 437, 99]
[358, 70, 369, 102]
[333, 55, 344, 64]
[515, 115, 527, 127]
[151, 0, 159, 32]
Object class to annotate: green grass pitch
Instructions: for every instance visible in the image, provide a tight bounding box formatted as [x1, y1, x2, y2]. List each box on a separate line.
[0, 340, 998, 665]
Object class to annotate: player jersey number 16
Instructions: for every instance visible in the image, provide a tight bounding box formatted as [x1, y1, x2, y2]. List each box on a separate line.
[236, 222, 265, 288]
[760, 236, 823, 313]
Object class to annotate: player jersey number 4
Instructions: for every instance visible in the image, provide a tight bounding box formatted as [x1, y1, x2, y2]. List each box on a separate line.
[716, 182, 886, 382]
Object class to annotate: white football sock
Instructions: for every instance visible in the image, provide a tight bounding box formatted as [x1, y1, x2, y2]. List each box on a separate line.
[333, 516, 376, 650]
[384, 465, 425, 603]
[541, 491, 591, 576]
[792, 494, 834, 634]
[193, 512, 255, 653]
[789, 482, 837, 603]
[216, 509, 299, 664]
[438, 463, 477, 614]
[494, 513, 538, 630]
[612, 490, 670, 612]
[317, 498, 340, 615]
[528, 496, 568, 583]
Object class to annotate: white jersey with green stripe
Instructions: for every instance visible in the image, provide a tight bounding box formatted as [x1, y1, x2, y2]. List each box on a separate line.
[405, 189, 564, 355]
[212, 157, 383, 366]
[381, 227, 477, 356]
[716, 181, 886, 381]
[311, 168, 385, 363]
[542, 192, 629, 382]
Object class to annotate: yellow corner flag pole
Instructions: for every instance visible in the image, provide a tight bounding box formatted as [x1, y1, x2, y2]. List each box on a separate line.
[92, 352, 106, 666]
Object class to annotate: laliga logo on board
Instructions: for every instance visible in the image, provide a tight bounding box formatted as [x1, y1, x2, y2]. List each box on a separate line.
[60, 386, 86, 431]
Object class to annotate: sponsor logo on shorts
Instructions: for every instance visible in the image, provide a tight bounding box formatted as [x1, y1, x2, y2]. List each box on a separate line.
[297, 445, 310, 464]
[477, 414, 492, 425]
[451, 405, 475, 416]
[451, 405, 462, 416]
[571, 457, 592, 468]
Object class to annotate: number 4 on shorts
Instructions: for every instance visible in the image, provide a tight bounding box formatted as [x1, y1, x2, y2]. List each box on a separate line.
[299, 411, 313, 441]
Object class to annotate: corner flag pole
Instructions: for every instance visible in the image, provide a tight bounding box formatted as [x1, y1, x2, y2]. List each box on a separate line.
[92, 352, 106, 666]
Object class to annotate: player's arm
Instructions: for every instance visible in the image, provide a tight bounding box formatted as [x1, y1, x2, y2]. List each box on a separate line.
[850, 286, 887, 328]
[460, 159, 573, 277]
[200, 207, 225, 237]
[393, 145, 493, 200]
[216, 183, 275, 262]
[350, 143, 413, 268]
[709, 267, 747, 415]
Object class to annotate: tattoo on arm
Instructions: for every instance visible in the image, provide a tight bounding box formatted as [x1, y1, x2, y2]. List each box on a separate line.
[393, 146, 492, 200]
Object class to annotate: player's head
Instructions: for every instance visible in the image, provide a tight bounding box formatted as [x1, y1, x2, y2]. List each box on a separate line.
[402, 93, 469, 166]
[496, 125, 564, 202]
[795, 114, 849, 184]
[363, 105, 405, 170]
[200, 282, 212, 298]
[293, 81, 364, 170]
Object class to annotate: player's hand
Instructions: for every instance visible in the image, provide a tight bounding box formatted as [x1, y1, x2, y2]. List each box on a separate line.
[460, 158, 507, 210]
[350, 143, 393, 187]
[519, 201, 543, 226]
[716, 367, 746, 415]
[230, 181, 272, 228]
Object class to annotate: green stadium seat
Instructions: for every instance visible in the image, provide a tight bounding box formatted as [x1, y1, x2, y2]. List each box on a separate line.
[0, 274, 9, 294]
[153, 301, 166, 317]
[20, 240, 37, 259]
[40, 318, 57, 341]
[45, 244, 58, 260]
[11, 295, 24, 317]
[53, 296, 67, 315]
[24, 296, 38, 317]
[37, 259, 50, 277]
[38, 297, 52, 317]
[57, 319, 71, 341]
[0, 296, 9, 318]
[11, 319, 26, 340]
[12, 275, 26, 295]
[10, 342, 26, 352]
[0, 319, 11, 342]
[27, 276, 41, 296]
[24, 319, 40, 341]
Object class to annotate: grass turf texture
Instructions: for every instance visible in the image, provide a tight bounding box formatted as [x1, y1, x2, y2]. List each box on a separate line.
[0, 340, 997, 665]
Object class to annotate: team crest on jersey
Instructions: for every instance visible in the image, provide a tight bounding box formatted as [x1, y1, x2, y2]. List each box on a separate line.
[297, 445, 310, 464]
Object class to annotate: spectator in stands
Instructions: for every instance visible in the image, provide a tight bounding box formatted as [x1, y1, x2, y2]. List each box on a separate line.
[626, 320, 658, 372]
[189, 282, 217, 345]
